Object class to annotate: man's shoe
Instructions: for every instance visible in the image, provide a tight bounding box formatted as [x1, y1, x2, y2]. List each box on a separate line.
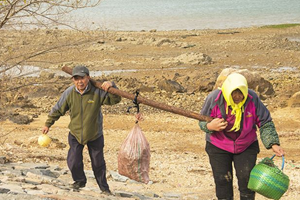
[70, 181, 86, 189]
[102, 189, 113, 196]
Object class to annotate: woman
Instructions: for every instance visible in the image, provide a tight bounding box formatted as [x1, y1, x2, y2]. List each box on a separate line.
[199, 73, 284, 200]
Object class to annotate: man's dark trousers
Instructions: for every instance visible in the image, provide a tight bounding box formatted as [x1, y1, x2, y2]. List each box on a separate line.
[67, 133, 109, 191]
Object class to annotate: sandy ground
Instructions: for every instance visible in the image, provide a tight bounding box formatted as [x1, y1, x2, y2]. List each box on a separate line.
[1, 25, 300, 199]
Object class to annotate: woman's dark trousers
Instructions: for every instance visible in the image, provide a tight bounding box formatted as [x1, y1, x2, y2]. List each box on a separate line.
[205, 141, 259, 200]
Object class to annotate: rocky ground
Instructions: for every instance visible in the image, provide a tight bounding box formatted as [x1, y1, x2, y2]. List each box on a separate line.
[1, 25, 300, 199]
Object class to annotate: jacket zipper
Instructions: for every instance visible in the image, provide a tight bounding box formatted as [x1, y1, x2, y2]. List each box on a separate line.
[80, 95, 83, 144]
[234, 141, 236, 154]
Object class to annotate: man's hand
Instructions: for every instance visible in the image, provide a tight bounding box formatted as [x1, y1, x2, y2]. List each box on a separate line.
[272, 144, 285, 156]
[207, 118, 228, 131]
[135, 113, 144, 122]
[42, 126, 49, 134]
[101, 81, 113, 91]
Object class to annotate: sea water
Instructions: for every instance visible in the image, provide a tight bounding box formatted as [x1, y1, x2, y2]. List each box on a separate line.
[71, 0, 300, 31]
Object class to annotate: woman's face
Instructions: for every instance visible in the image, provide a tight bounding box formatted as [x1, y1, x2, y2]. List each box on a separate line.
[231, 89, 244, 104]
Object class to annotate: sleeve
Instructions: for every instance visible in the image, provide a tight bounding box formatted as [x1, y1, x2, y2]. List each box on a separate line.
[45, 90, 70, 128]
[200, 90, 220, 116]
[250, 90, 280, 149]
[252, 90, 272, 128]
[101, 82, 122, 105]
[198, 90, 218, 133]
[199, 121, 214, 134]
[259, 121, 280, 149]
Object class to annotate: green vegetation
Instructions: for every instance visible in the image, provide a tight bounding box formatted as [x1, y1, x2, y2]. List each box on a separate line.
[261, 23, 300, 29]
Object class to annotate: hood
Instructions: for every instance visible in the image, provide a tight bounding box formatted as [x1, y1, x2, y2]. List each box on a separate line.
[221, 73, 248, 132]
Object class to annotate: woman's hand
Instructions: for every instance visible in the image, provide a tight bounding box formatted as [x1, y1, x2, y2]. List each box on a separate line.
[207, 118, 228, 131]
[271, 144, 285, 156]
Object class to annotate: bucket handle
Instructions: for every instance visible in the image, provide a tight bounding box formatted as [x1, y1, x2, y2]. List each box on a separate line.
[270, 154, 285, 170]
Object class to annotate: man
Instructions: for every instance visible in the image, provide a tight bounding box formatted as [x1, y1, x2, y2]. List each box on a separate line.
[42, 65, 121, 195]
[199, 73, 284, 200]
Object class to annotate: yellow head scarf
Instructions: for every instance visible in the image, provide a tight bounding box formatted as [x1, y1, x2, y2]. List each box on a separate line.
[221, 73, 248, 132]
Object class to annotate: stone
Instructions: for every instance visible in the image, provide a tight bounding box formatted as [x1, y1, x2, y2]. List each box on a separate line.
[288, 91, 300, 107]
[214, 68, 275, 96]
[0, 156, 7, 164]
[108, 170, 129, 182]
[157, 79, 185, 93]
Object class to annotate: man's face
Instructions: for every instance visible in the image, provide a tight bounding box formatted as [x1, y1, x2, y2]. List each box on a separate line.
[72, 75, 90, 92]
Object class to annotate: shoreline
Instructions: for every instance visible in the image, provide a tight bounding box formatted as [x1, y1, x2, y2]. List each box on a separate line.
[94, 23, 300, 32]
[1, 23, 300, 32]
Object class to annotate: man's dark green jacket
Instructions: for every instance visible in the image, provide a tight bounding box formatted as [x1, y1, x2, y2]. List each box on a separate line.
[45, 81, 121, 144]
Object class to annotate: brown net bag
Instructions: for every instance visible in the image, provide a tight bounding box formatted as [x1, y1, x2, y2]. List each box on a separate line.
[118, 123, 150, 183]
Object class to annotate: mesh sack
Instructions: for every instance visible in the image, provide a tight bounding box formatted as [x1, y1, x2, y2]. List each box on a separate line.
[118, 124, 150, 183]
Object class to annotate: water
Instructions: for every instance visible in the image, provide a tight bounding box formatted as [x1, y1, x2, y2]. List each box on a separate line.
[2, 65, 296, 78]
[71, 0, 300, 31]
[271, 66, 298, 72]
[0, 66, 41, 78]
[0, 66, 188, 78]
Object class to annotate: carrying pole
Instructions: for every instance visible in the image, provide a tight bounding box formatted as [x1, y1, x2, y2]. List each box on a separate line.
[62, 66, 213, 122]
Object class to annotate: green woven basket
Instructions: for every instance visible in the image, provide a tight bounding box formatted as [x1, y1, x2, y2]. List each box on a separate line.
[248, 155, 289, 200]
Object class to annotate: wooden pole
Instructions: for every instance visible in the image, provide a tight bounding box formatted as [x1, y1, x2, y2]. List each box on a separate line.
[62, 66, 213, 122]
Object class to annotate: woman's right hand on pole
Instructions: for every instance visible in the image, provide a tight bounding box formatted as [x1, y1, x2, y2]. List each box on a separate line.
[207, 118, 228, 131]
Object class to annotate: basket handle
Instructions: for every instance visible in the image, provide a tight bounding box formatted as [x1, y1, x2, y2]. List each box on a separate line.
[270, 154, 285, 170]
